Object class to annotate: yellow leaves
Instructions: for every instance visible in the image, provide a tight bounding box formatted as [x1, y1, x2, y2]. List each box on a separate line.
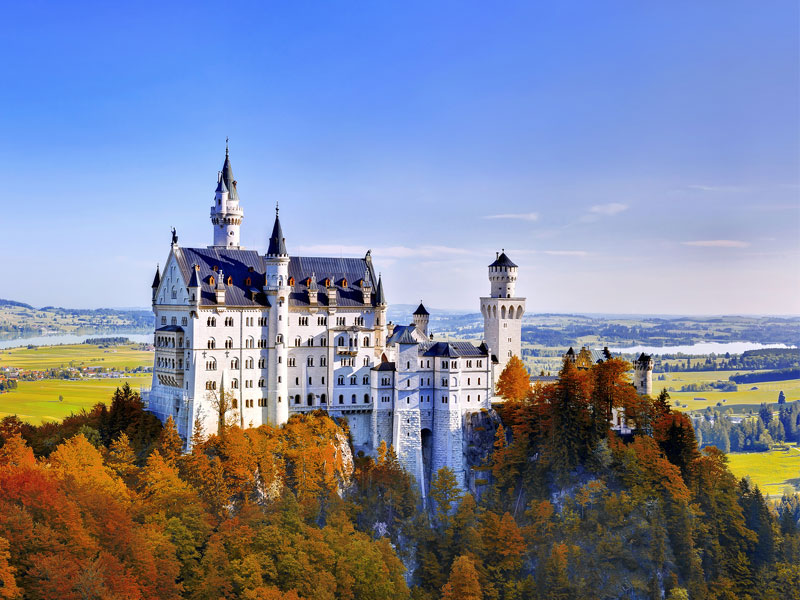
[49, 433, 130, 503]
[441, 555, 482, 600]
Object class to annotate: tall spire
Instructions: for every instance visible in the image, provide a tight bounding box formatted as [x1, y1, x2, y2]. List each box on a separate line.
[267, 204, 288, 256]
[220, 139, 238, 201]
[374, 273, 386, 306]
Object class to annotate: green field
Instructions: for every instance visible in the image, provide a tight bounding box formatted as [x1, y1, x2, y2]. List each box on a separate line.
[0, 374, 151, 424]
[0, 343, 152, 371]
[657, 371, 800, 412]
[727, 445, 800, 498]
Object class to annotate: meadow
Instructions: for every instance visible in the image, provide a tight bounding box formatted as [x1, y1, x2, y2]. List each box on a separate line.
[0, 342, 152, 371]
[0, 374, 151, 424]
[727, 444, 800, 498]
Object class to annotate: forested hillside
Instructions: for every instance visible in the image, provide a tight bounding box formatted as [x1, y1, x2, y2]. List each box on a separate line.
[1, 364, 799, 599]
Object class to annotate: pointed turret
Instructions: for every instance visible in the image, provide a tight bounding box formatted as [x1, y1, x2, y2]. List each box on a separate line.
[151, 264, 161, 303]
[210, 140, 244, 248]
[413, 301, 429, 336]
[374, 274, 386, 306]
[267, 206, 288, 256]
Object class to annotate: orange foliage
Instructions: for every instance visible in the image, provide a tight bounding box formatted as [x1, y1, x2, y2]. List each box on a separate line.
[495, 355, 531, 402]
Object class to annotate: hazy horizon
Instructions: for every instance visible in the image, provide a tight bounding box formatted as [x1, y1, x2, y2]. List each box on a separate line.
[2, 2, 798, 314]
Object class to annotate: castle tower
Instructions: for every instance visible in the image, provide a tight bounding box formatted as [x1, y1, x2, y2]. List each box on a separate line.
[374, 274, 388, 348]
[264, 207, 290, 426]
[413, 302, 430, 337]
[633, 353, 654, 396]
[210, 142, 244, 248]
[480, 250, 526, 375]
[393, 329, 424, 493]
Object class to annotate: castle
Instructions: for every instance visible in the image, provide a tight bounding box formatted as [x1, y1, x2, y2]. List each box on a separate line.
[144, 145, 525, 496]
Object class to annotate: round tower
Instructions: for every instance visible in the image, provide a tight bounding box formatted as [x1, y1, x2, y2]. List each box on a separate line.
[210, 142, 244, 248]
[480, 250, 526, 376]
[265, 207, 290, 426]
[633, 353, 654, 396]
[413, 302, 430, 337]
[489, 249, 518, 298]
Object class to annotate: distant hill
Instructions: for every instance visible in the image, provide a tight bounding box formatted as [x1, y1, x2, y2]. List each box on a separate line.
[0, 298, 34, 309]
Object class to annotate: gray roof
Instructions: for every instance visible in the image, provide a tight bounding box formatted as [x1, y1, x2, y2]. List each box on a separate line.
[215, 172, 228, 195]
[267, 212, 288, 256]
[151, 265, 161, 288]
[187, 265, 200, 288]
[413, 302, 429, 316]
[374, 275, 386, 305]
[372, 361, 396, 372]
[174, 247, 379, 309]
[420, 341, 489, 358]
[156, 325, 184, 332]
[220, 147, 238, 201]
[386, 324, 416, 346]
[489, 251, 517, 268]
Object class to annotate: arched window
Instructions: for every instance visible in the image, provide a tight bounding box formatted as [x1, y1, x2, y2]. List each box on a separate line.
[231, 358, 239, 369]
[351, 394, 356, 404]
[288, 277, 295, 286]
[320, 356, 327, 367]
[207, 338, 216, 349]
[226, 276, 232, 286]
[501, 305, 507, 319]
[363, 393, 369, 404]
[294, 337, 301, 347]
[362, 375, 369, 385]
[517, 305, 523, 319]
[320, 394, 327, 404]
[225, 338, 233, 349]
[307, 357, 314, 367]
[245, 277, 251, 286]
[307, 393, 314, 406]
[337, 375, 344, 385]
[295, 395, 301, 405]
[337, 336, 344, 347]
[276, 334, 283, 344]
[363, 336, 370, 347]
[209, 276, 215, 287]
[324, 278, 330, 287]
[231, 379, 239, 389]
[338, 394, 344, 404]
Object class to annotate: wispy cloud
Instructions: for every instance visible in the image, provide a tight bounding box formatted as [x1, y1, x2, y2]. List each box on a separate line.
[686, 184, 749, 193]
[682, 240, 751, 248]
[590, 203, 628, 216]
[294, 244, 475, 259]
[543, 250, 590, 257]
[483, 212, 539, 222]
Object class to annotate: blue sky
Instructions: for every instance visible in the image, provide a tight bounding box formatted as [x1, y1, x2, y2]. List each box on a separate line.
[1, 1, 798, 314]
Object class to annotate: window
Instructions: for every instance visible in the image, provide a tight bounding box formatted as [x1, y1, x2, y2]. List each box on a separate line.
[245, 277, 251, 286]
[351, 394, 356, 404]
[321, 338, 327, 347]
[478, 377, 481, 385]
[338, 394, 344, 404]
[161, 316, 166, 325]
[299, 316, 308, 326]
[362, 375, 369, 385]
[206, 359, 216, 370]
[246, 337, 254, 348]
[364, 394, 370, 404]
[225, 338, 233, 349]
[337, 336, 344, 347]
[452, 361, 457, 369]
[307, 394, 314, 406]
[181, 317, 187, 326]
[258, 378, 265, 387]
[308, 377, 312, 385]
[245, 358, 254, 369]
[225, 317, 233, 327]
[321, 376, 325, 384]
[441, 396, 448, 404]
[442, 378, 447, 386]
[258, 317, 267, 326]
[307, 357, 314, 367]
[288, 277, 295, 286]
[336, 317, 345, 326]
[320, 356, 327, 367]
[288, 357, 296, 367]
[355, 317, 364, 326]
[321, 394, 327, 404]
[338, 375, 344, 385]
[381, 377, 390, 385]
[295, 337, 302, 347]
[232, 398, 238, 409]
[318, 316, 327, 326]
[205, 381, 217, 390]
[467, 378, 470, 385]
[442, 361, 449, 369]
[231, 379, 239, 389]
[307, 337, 314, 346]
[207, 339, 216, 349]
[295, 377, 299, 385]
[276, 334, 283, 344]
[231, 358, 239, 369]
[350, 376, 357, 385]
[362, 336, 369, 346]
[258, 358, 265, 368]
[171, 288, 177, 299]
[363, 357, 369, 367]
[295, 395, 301, 405]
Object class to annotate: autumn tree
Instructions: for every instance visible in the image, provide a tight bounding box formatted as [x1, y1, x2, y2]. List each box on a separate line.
[430, 467, 462, 530]
[441, 555, 482, 600]
[158, 415, 184, 465]
[496, 355, 531, 402]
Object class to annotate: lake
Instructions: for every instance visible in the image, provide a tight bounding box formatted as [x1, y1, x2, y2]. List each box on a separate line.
[0, 332, 153, 350]
[608, 342, 796, 356]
